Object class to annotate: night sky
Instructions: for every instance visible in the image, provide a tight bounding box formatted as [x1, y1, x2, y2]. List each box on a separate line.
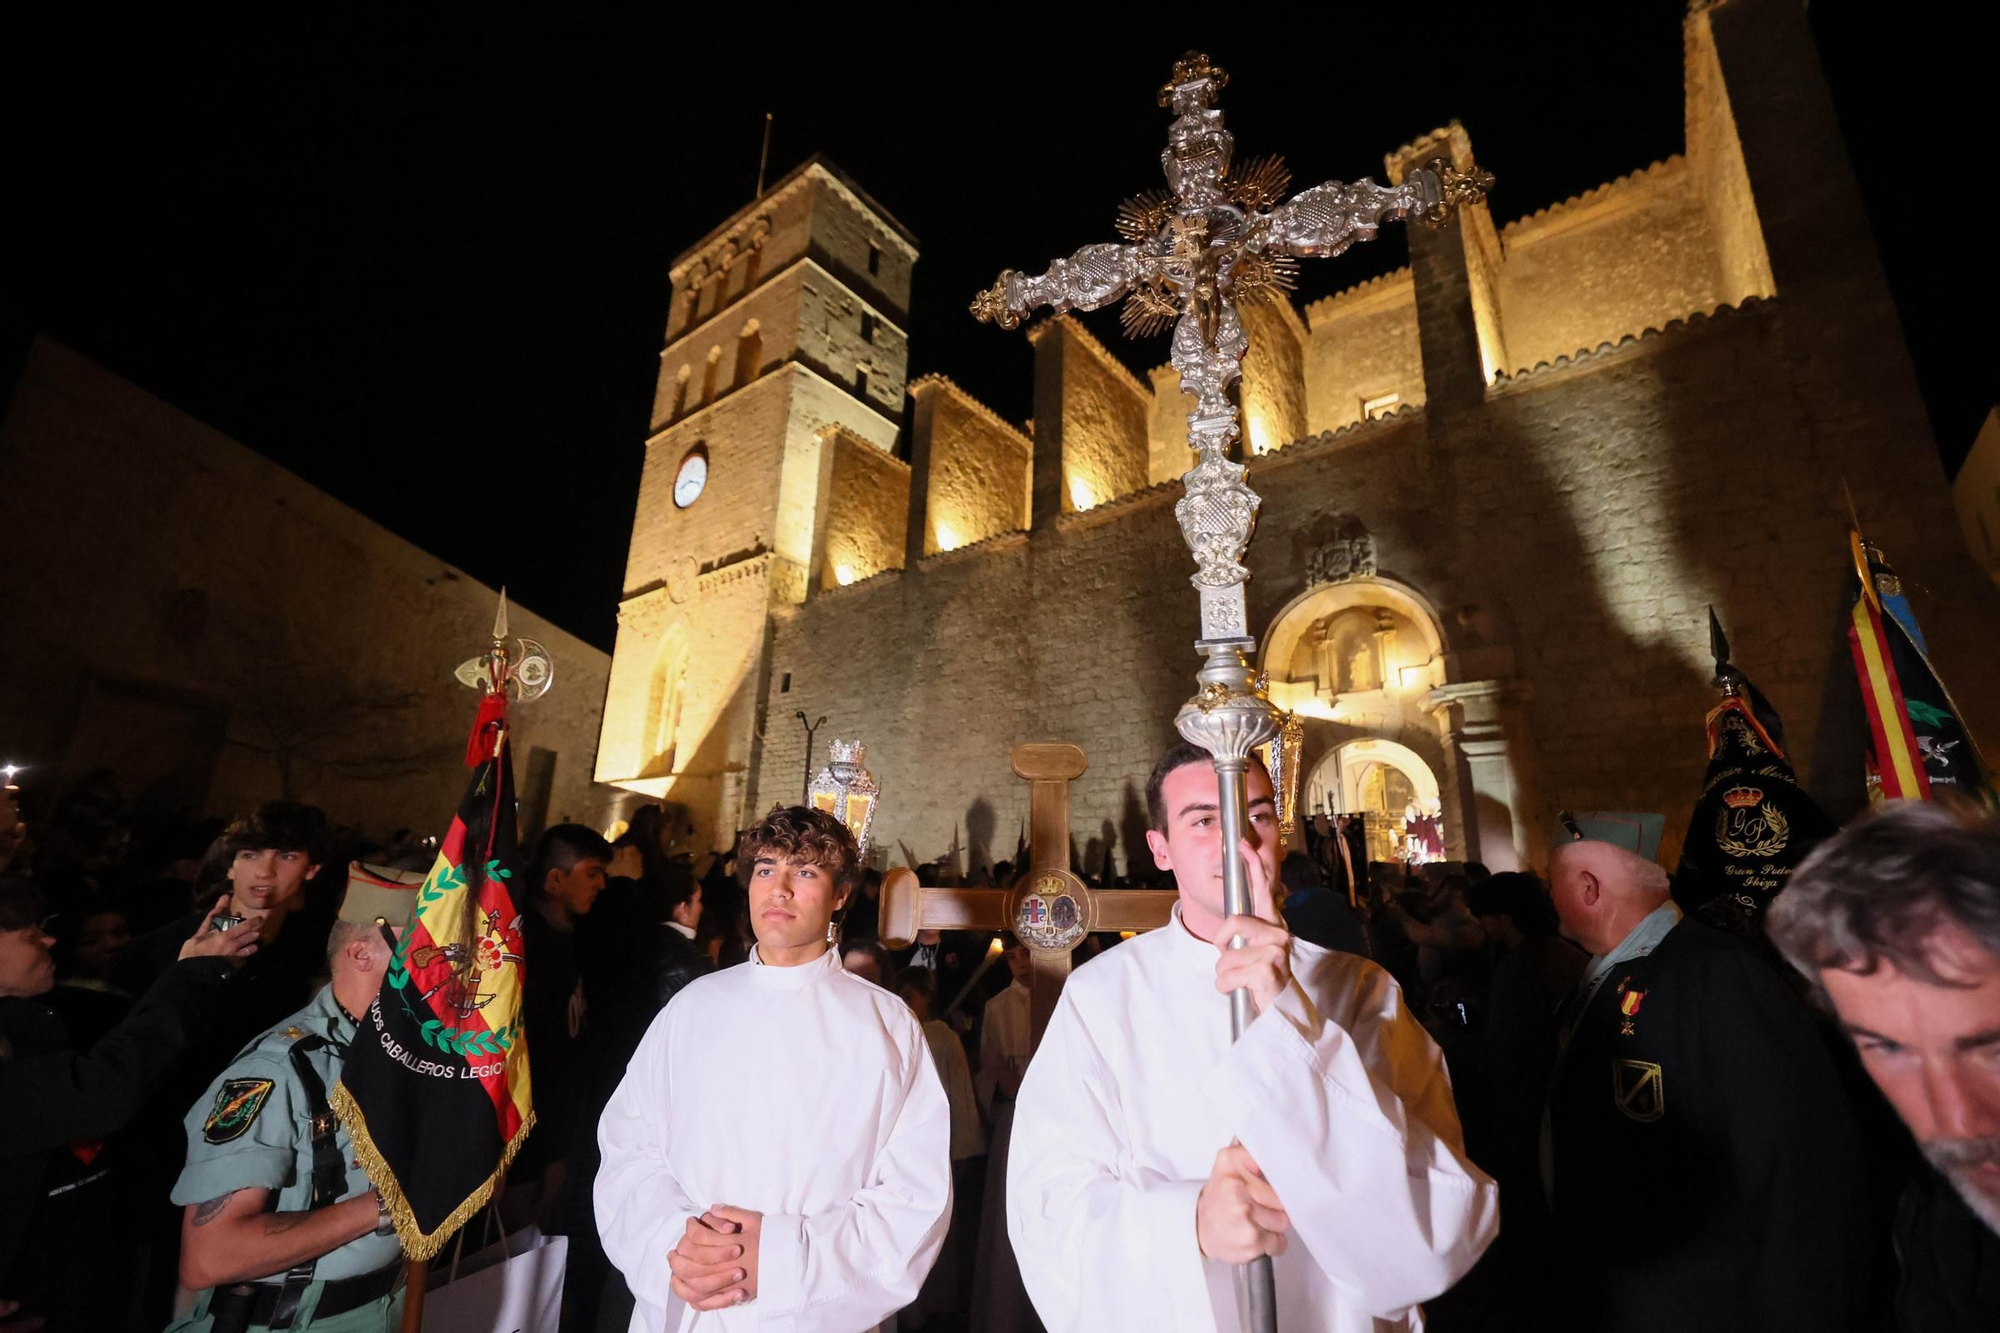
[4, 7, 1988, 651]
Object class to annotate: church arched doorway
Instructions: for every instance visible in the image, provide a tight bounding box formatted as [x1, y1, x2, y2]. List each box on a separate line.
[1304, 738, 1445, 865]
[1261, 568, 1541, 870]
[1262, 574, 1458, 861]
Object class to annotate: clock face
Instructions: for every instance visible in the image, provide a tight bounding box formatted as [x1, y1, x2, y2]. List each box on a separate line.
[673, 450, 708, 508]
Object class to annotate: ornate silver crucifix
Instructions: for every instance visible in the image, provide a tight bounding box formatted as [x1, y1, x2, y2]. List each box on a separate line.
[973, 51, 1491, 1332]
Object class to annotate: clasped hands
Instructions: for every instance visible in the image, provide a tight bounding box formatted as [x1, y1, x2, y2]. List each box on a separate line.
[668, 1206, 762, 1311]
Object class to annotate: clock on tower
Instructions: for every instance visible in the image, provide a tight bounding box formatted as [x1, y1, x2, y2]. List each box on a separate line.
[672, 447, 707, 508]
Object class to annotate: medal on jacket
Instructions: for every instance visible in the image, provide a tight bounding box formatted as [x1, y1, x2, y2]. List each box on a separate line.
[1616, 978, 1646, 1036]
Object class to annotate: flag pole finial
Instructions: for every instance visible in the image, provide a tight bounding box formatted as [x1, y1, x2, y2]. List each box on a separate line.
[493, 588, 510, 645]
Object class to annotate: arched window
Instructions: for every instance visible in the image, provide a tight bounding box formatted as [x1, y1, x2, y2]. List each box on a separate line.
[735, 319, 762, 389]
[644, 623, 690, 777]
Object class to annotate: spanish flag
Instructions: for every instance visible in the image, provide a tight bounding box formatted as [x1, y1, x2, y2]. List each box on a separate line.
[1846, 533, 1993, 806]
[332, 689, 535, 1258]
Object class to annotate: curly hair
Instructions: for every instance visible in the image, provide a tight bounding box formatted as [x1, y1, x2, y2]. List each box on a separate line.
[1767, 799, 2000, 987]
[741, 804, 859, 893]
[216, 801, 328, 864]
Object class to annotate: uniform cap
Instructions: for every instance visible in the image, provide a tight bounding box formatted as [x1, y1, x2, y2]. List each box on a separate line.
[340, 862, 423, 928]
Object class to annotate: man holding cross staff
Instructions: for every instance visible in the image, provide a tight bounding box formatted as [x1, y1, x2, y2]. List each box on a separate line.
[971, 53, 1499, 1332]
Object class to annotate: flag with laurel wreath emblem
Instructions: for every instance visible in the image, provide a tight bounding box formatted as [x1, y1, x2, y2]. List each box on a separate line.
[1673, 608, 1833, 935]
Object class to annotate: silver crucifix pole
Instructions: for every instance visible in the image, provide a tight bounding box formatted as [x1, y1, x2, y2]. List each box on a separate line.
[973, 52, 1491, 1331]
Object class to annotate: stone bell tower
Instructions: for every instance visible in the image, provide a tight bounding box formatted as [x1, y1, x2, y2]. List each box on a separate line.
[595, 157, 918, 849]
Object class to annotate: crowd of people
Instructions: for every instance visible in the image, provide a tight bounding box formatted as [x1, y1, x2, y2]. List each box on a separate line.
[3, 754, 1999, 1332]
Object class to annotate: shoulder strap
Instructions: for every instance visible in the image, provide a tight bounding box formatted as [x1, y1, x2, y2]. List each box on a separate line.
[263, 1033, 348, 1331]
[286, 1035, 346, 1209]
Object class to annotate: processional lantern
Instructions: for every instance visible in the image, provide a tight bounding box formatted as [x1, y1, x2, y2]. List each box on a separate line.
[1261, 709, 1306, 850]
[971, 51, 1491, 1333]
[809, 739, 880, 859]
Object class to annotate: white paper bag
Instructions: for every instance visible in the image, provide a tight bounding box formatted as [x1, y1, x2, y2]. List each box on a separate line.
[425, 1213, 569, 1333]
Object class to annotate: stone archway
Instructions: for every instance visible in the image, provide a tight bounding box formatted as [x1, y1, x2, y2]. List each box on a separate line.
[1305, 737, 1446, 864]
[1262, 573, 1541, 870]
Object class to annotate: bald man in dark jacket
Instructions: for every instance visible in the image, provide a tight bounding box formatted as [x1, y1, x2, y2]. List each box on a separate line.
[1543, 840, 1873, 1332]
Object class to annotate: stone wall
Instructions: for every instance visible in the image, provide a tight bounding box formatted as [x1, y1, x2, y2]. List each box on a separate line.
[1685, 9, 1777, 307]
[1956, 410, 2000, 588]
[1145, 364, 1196, 487]
[909, 375, 1031, 554]
[1029, 316, 1150, 515]
[600, 556, 777, 849]
[1304, 269, 1426, 436]
[803, 169, 919, 318]
[666, 159, 917, 345]
[815, 426, 909, 590]
[1, 339, 617, 841]
[1497, 158, 1734, 374]
[1239, 298, 1309, 457]
[651, 261, 908, 435]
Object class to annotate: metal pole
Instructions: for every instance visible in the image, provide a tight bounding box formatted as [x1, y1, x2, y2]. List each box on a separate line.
[754, 112, 773, 199]
[1176, 643, 1280, 1332]
[1216, 762, 1279, 1332]
[796, 711, 826, 803]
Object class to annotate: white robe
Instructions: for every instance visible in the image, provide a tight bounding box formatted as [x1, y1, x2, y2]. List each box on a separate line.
[596, 945, 953, 1332]
[1007, 907, 1498, 1332]
[923, 1018, 987, 1162]
[974, 980, 1031, 1118]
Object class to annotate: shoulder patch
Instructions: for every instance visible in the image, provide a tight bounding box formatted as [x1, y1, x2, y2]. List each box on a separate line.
[204, 1077, 276, 1144]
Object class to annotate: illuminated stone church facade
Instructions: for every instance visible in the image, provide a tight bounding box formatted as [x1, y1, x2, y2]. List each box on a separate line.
[596, 2, 2000, 874]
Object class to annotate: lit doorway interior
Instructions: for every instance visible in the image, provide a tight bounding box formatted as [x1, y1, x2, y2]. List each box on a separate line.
[1305, 737, 1444, 864]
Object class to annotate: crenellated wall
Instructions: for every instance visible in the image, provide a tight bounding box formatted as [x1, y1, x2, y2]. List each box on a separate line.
[1028, 315, 1151, 514]
[1303, 268, 1426, 436]
[908, 375, 1031, 554]
[814, 425, 909, 591]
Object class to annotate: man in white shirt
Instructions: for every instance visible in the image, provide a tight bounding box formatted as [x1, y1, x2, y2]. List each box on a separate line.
[596, 806, 952, 1332]
[974, 938, 1031, 1119]
[1009, 743, 1498, 1331]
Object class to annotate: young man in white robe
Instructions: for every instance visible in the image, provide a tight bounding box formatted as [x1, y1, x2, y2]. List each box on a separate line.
[596, 805, 952, 1332]
[1008, 743, 1499, 1331]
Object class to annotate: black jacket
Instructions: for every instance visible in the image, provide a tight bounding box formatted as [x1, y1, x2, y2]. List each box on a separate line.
[1282, 887, 1371, 958]
[1895, 1165, 2000, 1331]
[1545, 917, 1873, 1332]
[0, 956, 233, 1295]
[514, 908, 581, 1177]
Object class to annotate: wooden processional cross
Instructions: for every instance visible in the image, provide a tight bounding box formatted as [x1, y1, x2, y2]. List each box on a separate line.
[879, 741, 1178, 1046]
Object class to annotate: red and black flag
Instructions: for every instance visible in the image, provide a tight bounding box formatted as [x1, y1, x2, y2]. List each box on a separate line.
[1847, 533, 1994, 806]
[332, 689, 535, 1258]
[1673, 609, 1834, 935]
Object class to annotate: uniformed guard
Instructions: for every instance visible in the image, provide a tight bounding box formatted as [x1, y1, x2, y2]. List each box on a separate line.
[168, 865, 419, 1333]
[1541, 836, 1874, 1333]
